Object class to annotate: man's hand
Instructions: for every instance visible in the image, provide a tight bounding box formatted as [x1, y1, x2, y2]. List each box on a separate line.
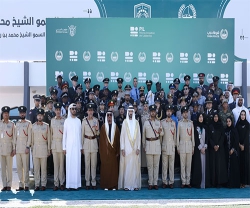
[192, 150, 194, 155]
[122, 150, 125, 157]
[94, 125, 99, 131]
[158, 127, 162, 134]
[214, 146, 218, 151]
[201, 148, 205, 155]
[47, 151, 51, 157]
[25, 148, 29, 154]
[178, 150, 180, 155]
[63, 150, 66, 155]
[229, 149, 234, 155]
[11, 150, 16, 157]
[136, 149, 140, 155]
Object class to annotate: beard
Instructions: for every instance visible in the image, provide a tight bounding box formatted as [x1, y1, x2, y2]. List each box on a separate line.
[129, 114, 132, 119]
[118, 86, 122, 89]
[20, 116, 26, 120]
[167, 114, 171, 118]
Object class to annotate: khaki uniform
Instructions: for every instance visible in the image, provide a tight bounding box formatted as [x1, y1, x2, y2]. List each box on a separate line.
[141, 111, 150, 168]
[161, 118, 176, 185]
[31, 122, 50, 187]
[117, 90, 125, 106]
[82, 117, 100, 186]
[142, 119, 164, 185]
[0, 120, 15, 188]
[50, 117, 65, 187]
[113, 103, 119, 118]
[14, 120, 32, 188]
[177, 119, 195, 185]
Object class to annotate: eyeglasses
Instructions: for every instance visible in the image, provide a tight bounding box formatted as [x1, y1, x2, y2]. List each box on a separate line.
[107, 114, 112, 117]
[71, 108, 76, 111]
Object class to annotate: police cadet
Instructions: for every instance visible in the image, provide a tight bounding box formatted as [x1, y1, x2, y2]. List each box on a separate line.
[29, 94, 41, 124]
[31, 108, 51, 191]
[213, 76, 222, 96]
[111, 90, 119, 118]
[0, 106, 15, 191]
[50, 103, 65, 191]
[155, 97, 166, 121]
[50, 89, 58, 103]
[115, 105, 126, 132]
[177, 106, 195, 188]
[93, 84, 101, 105]
[84, 78, 91, 100]
[173, 78, 181, 98]
[142, 104, 164, 190]
[14, 106, 32, 191]
[161, 105, 176, 189]
[145, 80, 155, 106]
[204, 97, 216, 126]
[117, 78, 125, 106]
[183, 75, 194, 96]
[197, 73, 209, 96]
[133, 102, 142, 132]
[75, 97, 84, 122]
[68, 75, 78, 102]
[40, 95, 47, 110]
[100, 78, 112, 100]
[137, 93, 146, 115]
[82, 103, 100, 190]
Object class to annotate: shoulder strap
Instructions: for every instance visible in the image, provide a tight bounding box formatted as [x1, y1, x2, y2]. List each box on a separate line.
[148, 120, 157, 138]
[86, 118, 96, 137]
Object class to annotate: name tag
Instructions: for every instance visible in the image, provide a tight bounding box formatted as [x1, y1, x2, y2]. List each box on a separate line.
[1, 132, 3, 138]
[17, 130, 20, 136]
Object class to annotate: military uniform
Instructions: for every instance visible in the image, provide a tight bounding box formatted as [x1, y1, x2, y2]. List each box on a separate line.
[14, 114, 32, 190]
[82, 115, 100, 188]
[161, 116, 176, 187]
[140, 110, 150, 168]
[29, 107, 39, 124]
[0, 107, 15, 190]
[142, 105, 164, 188]
[177, 109, 195, 186]
[31, 109, 51, 190]
[50, 115, 65, 189]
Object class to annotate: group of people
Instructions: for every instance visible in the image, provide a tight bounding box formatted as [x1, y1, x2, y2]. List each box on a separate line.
[0, 72, 249, 192]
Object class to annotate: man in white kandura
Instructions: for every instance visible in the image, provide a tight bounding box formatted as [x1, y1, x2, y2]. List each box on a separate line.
[63, 103, 82, 190]
[118, 105, 141, 191]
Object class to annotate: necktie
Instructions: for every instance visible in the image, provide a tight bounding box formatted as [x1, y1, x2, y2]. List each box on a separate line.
[135, 88, 138, 100]
[108, 124, 112, 142]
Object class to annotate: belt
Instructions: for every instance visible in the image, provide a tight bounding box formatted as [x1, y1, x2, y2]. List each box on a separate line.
[84, 135, 97, 140]
[146, 137, 159, 141]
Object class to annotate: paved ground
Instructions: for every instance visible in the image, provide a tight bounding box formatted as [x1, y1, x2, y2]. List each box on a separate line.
[0, 170, 250, 207]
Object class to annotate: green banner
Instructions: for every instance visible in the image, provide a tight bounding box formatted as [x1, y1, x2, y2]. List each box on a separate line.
[46, 18, 234, 92]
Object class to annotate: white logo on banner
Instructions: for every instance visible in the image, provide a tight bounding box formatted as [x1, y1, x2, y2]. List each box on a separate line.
[111, 72, 119, 82]
[179, 73, 186, 83]
[220, 29, 228, 40]
[124, 72, 132, 82]
[97, 51, 105, 62]
[152, 52, 161, 63]
[178, 4, 196, 18]
[206, 74, 214, 84]
[138, 52, 146, 62]
[55, 71, 63, 81]
[111, 52, 119, 62]
[55, 51, 63, 61]
[180, 53, 188, 63]
[138, 72, 147, 83]
[134, 3, 151, 18]
[193, 73, 199, 84]
[69, 71, 76, 80]
[83, 71, 91, 81]
[221, 53, 228, 64]
[96, 72, 104, 82]
[68, 25, 76, 37]
[83, 51, 91, 61]
[165, 73, 174, 83]
[125, 52, 133, 62]
[166, 53, 174, 63]
[193, 53, 201, 63]
[207, 53, 216, 64]
[220, 74, 229, 84]
[69, 51, 78, 61]
[130, 27, 138, 37]
[152, 73, 159, 83]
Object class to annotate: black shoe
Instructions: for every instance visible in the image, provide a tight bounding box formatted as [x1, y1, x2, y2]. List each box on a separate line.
[16, 187, 24, 191]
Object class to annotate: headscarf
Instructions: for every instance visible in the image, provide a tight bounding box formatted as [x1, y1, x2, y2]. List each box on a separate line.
[104, 110, 116, 145]
[125, 105, 136, 138]
[212, 112, 223, 130]
[236, 110, 249, 126]
[68, 103, 76, 119]
[196, 112, 205, 129]
[225, 116, 234, 133]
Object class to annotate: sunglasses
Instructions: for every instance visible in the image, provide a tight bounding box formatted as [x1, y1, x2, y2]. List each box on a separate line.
[107, 114, 112, 117]
[71, 108, 76, 111]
